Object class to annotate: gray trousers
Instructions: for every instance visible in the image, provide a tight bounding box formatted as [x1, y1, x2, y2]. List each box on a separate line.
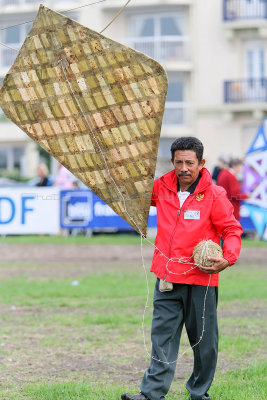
[140, 278, 218, 400]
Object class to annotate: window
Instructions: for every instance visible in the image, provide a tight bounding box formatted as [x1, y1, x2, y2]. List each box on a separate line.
[131, 14, 185, 38]
[0, 149, 7, 169]
[13, 147, 24, 169]
[244, 40, 265, 79]
[0, 147, 24, 171]
[129, 12, 188, 62]
[2, 23, 32, 45]
[166, 81, 184, 102]
[157, 138, 174, 159]
[0, 22, 32, 68]
[161, 16, 183, 36]
[163, 73, 188, 126]
[5, 26, 20, 44]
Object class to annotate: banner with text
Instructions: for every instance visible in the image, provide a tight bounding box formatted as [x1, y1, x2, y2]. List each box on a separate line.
[0, 188, 60, 234]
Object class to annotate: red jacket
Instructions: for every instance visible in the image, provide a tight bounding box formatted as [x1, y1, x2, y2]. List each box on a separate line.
[217, 169, 249, 220]
[150, 168, 243, 287]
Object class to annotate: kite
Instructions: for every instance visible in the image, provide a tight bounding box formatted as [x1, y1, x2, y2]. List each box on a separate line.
[0, 4, 168, 236]
[243, 118, 267, 241]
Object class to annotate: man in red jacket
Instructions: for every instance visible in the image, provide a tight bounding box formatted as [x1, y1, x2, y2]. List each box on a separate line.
[217, 158, 250, 220]
[121, 137, 242, 400]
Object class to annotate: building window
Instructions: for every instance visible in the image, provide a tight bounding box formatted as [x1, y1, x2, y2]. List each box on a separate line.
[0, 22, 32, 67]
[244, 40, 265, 80]
[0, 146, 24, 171]
[0, 149, 7, 169]
[5, 26, 20, 44]
[162, 73, 189, 126]
[13, 147, 24, 169]
[131, 14, 185, 38]
[128, 12, 189, 62]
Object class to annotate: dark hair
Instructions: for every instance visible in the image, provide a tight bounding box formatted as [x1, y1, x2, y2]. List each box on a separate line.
[171, 136, 204, 163]
[229, 158, 243, 168]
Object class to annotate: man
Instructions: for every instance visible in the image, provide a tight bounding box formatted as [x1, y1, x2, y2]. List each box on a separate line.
[211, 156, 228, 184]
[217, 158, 250, 221]
[121, 137, 242, 400]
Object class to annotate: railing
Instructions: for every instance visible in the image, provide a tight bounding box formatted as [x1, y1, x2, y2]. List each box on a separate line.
[224, 78, 267, 103]
[223, 0, 267, 21]
[125, 36, 191, 63]
[162, 102, 190, 126]
[0, 0, 75, 6]
[0, 0, 40, 5]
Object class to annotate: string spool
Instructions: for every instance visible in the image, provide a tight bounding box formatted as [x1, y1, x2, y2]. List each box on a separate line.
[193, 240, 223, 267]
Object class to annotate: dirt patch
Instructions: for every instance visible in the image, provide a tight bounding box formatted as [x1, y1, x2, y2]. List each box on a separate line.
[0, 243, 265, 280]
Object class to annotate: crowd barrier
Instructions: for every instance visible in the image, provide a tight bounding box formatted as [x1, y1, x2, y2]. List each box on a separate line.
[0, 188, 156, 235]
[0, 188, 254, 235]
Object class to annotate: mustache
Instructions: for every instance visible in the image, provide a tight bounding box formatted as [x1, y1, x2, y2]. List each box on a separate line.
[178, 172, 192, 177]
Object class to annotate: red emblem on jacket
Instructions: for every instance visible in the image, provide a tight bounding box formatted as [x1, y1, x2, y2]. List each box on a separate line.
[196, 193, 204, 201]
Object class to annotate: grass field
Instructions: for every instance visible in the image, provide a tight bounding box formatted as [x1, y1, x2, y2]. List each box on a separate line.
[0, 234, 265, 247]
[0, 237, 266, 399]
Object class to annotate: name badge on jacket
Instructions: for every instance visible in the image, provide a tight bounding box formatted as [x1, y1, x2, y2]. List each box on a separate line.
[184, 210, 200, 220]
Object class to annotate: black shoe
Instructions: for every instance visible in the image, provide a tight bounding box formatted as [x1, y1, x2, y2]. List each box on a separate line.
[190, 393, 210, 400]
[121, 393, 149, 400]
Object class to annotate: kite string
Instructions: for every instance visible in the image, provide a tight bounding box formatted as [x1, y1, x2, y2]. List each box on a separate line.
[1, 0, 212, 361]
[0, 0, 131, 52]
[58, 58, 214, 365]
[0, 0, 108, 32]
[0, 42, 18, 52]
[140, 236, 211, 365]
[100, 0, 131, 33]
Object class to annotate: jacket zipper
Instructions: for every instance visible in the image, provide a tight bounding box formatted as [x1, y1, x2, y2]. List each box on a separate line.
[165, 195, 192, 281]
[161, 174, 210, 281]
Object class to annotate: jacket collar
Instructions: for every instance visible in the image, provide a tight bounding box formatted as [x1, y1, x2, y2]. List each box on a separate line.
[177, 173, 201, 194]
[160, 168, 212, 194]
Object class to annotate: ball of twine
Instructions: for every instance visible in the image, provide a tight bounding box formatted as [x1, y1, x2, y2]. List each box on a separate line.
[193, 240, 223, 267]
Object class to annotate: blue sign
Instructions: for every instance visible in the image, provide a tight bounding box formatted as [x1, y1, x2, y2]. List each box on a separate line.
[60, 190, 93, 228]
[60, 190, 157, 231]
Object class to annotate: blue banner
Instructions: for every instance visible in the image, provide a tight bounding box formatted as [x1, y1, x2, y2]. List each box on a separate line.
[60, 190, 157, 231]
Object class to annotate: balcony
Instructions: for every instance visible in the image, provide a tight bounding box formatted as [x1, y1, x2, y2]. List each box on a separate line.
[223, 0, 267, 37]
[224, 78, 267, 116]
[224, 78, 267, 102]
[124, 36, 191, 69]
[223, 0, 267, 21]
[103, 0, 193, 10]
[0, 0, 76, 10]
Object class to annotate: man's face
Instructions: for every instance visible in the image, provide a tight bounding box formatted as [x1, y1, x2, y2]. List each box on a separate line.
[172, 150, 205, 188]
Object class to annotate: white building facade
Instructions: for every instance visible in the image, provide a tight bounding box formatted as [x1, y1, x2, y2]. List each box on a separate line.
[0, 0, 79, 177]
[0, 0, 266, 176]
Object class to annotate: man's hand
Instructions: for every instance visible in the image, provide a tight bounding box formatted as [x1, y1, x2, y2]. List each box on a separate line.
[199, 257, 229, 274]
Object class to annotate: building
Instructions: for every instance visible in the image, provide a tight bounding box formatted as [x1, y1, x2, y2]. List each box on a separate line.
[0, 0, 266, 177]
[0, 0, 79, 177]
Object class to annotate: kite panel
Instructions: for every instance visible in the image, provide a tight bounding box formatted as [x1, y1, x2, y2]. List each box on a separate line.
[0, 5, 168, 236]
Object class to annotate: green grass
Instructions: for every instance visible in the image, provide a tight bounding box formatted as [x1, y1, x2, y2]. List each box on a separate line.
[0, 233, 142, 245]
[241, 238, 267, 247]
[218, 335, 263, 360]
[209, 362, 267, 400]
[0, 267, 265, 307]
[0, 382, 129, 400]
[0, 234, 265, 246]
[0, 245, 266, 399]
[0, 363, 266, 399]
[219, 266, 266, 302]
[0, 273, 153, 306]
